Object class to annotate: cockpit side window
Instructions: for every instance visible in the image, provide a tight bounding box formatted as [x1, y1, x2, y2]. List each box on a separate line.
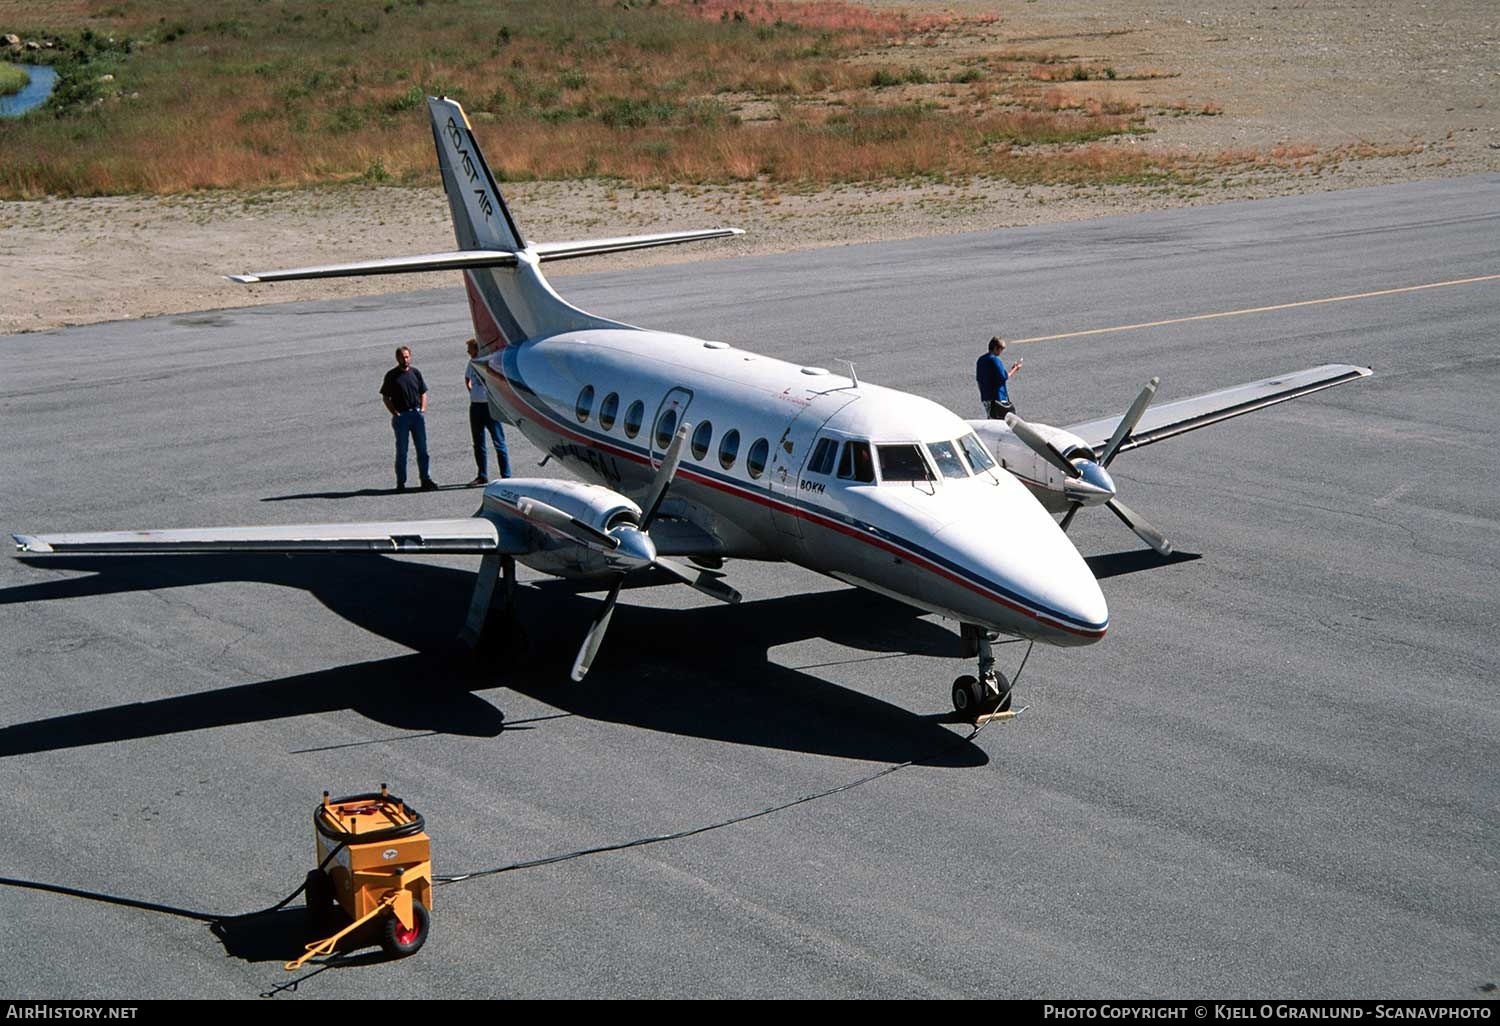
[836, 441, 875, 483]
[959, 432, 997, 472]
[877, 444, 934, 482]
[807, 437, 838, 476]
[927, 440, 969, 479]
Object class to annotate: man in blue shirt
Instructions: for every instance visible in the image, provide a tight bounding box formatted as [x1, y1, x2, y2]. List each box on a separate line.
[975, 335, 1023, 419]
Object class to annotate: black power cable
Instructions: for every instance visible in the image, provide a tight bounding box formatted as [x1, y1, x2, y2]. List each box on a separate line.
[436, 644, 1033, 886]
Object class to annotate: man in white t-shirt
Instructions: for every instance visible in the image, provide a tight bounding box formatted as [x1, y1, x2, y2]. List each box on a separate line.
[464, 337, 510, 486]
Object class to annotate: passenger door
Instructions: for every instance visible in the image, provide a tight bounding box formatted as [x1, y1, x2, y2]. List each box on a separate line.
[768, 391, 858, 538]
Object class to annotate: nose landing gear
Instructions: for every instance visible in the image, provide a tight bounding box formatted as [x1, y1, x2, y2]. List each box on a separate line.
[953, 625, 1017, 725]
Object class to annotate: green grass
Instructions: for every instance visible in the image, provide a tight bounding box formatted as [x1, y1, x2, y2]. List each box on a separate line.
[0, 63, 29, 97]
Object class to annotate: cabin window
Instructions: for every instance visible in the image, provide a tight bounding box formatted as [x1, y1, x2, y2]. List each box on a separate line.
[927, 440, 969, 479]
[691, 421, 713, 460]
[959, 432, 997, 472]
[598, 392, 619, 431]
[836, 441, 875, 483]
[747, 438, 770, 479]
[719, 429, 741, 469]
[655, 408, 679, 449]
[807, 437, 837, 476]
[623, 400, 645, 438]
[575, 385, 595, 423]
[877, 444, 933, 482]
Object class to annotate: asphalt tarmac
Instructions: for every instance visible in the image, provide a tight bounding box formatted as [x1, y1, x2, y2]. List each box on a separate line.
[2, 175, 1496, 1000]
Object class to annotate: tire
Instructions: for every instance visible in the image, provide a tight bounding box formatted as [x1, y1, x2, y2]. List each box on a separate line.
[380, 900, 431, 959]
[951, 675, 981, 716]
[304, 869, 338, 929]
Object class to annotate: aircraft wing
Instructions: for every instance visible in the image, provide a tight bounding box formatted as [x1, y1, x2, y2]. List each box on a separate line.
[1063, 364, 1372, 458]
[12, 518, 522, 556]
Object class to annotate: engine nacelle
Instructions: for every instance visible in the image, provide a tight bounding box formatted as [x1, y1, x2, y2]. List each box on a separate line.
[969, 419, 1092, 472]
[480, 478, 642, 580]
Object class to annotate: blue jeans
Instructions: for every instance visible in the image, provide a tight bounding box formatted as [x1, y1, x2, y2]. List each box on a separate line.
[392, 410, 430, 486]
[469, 402, 510, 477]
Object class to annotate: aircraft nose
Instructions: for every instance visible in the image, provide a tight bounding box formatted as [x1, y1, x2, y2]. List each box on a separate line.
[933, 495, 1108, 645]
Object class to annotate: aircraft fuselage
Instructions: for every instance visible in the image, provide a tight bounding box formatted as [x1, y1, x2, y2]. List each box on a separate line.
[480, 326, 1110, 646]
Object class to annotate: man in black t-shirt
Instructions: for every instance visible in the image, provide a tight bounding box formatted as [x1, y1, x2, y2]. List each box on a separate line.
[379, 345, 438, 492]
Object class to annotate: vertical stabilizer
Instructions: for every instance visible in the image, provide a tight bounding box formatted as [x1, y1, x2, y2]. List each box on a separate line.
[426, 96, 629, 354]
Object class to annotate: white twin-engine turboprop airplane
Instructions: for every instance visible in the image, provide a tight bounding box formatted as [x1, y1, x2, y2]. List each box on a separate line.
[14, 97, 1370, 722]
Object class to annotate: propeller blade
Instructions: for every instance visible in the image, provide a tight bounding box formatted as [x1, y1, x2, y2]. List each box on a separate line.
[1058, 502, 1082, 532]
[1106, 498, 1173, 555]
[570, 577, 625, 681]
[640, 422, 690, 530]
[1005, 414, 1081, 480]
[655, 557, 743, 605]
[1099, 377, 1160, 468]
[515, 498, 620, 551]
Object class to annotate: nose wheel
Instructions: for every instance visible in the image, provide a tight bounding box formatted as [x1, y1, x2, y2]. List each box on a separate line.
[952, 626, 1016, 724]
[951, 672, 1012, 723]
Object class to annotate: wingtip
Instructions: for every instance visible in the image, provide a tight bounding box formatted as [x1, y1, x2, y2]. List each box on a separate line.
[225, 274, 261, 285]
[12, 534, 52, 554]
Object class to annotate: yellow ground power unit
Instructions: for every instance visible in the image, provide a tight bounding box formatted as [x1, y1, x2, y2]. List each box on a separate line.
[286, 785, 432, 970]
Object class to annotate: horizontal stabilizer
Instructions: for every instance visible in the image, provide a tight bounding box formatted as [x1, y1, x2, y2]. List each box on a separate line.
[532, 228, 742, 263]
[227, 229, 741, 285]
[227, 251, 519, 284]
[1062, 364, 1373, 457]
[14, 519, 506, 556]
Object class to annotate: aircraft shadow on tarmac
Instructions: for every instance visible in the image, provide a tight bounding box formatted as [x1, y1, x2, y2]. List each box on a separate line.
[2, 555, 987, 767]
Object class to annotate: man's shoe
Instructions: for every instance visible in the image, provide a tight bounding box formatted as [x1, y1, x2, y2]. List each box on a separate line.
[467, 475, 488, 487]
[396, 483, 407, 493]
[419, 479, 439, 491]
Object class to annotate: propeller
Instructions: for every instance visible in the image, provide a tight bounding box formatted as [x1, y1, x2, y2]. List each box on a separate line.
[1006, 378, 1174, 555]
[515, 498, 620, 550]
[1099, 376, 1158, 468]
[568, 421, 741, 681]
[1005, 414, 1081, 481]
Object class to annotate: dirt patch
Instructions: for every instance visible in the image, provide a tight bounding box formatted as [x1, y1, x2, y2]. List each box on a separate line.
[2, 0, 1495, 336]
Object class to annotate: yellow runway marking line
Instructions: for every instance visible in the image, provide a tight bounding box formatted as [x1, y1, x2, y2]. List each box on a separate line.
[1014, 273, 1500, 344]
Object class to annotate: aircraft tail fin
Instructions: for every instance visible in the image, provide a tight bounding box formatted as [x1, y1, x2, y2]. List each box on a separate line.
[427, 95, 628, 355]
[427, 96, 525, 254]
[227, 97, 742, 358]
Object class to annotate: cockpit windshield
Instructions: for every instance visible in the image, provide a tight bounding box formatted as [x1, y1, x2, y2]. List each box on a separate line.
[926, 440, 969, 479]
[959, 432, 997, 473]
[877, 443, 934, 482]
